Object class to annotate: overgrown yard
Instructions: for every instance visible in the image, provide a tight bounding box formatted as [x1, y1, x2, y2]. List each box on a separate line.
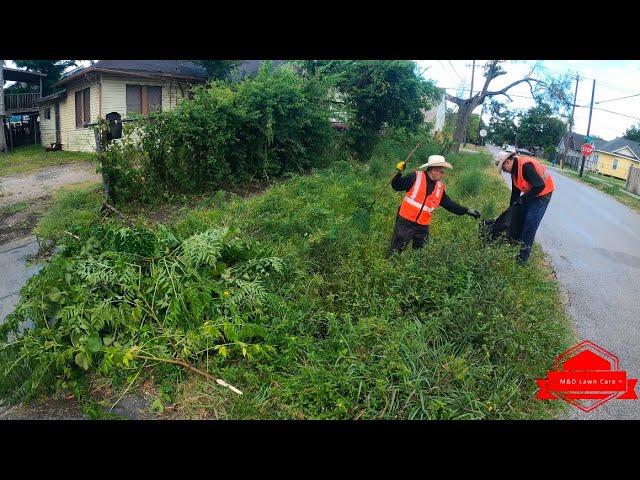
[0, 145, 94, 177]
[0, 152, 576, 419]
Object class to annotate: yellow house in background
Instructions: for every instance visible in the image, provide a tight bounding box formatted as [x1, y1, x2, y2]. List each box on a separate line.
[594, 137, 640, 180]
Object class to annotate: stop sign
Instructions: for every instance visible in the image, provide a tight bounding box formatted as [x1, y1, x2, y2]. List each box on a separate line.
[582, 143, 594, 156]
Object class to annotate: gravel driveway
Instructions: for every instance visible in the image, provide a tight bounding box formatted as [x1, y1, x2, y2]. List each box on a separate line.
[0, 162, 100, 208]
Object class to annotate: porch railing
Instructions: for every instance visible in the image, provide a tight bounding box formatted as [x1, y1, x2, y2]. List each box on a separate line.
[3, 92, 40, 112]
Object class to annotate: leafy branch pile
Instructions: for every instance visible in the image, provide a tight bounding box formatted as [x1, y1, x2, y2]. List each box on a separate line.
[0, 222, 284, 402]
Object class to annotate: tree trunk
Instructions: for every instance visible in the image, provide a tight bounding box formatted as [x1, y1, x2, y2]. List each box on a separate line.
[452, 104, 470, 153]
[452, 99, 480, 154]
[0, 60, 7, 153]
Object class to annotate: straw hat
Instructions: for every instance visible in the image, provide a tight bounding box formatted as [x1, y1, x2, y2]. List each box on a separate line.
[418, 155, 453, 170]
[495, 150, 516, 173]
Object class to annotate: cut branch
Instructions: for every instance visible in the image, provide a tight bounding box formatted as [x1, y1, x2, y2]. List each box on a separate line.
[134, 354, 243, 395]
[101, 202, 126, 219]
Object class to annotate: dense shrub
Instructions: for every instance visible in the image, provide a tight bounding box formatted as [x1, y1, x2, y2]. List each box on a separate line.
[323, 60, 442, 161]
[99, 63, 334, 204]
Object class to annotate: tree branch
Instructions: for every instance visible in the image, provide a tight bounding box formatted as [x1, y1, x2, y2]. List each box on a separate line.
[446, 93, 464, 106]
[485, 78, 546, 99]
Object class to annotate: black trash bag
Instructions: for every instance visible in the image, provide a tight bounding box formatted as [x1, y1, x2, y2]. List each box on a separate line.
[479, 202, 524, 244]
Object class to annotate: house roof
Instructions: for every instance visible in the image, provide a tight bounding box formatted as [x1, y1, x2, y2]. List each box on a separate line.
[235, 60, 286, 79]
[568, 132, 608, 151]
[2, 67, 47, 83]
[598, 137, 640, 159]
[53, 60, 210, 87]
[36, 90, 67, 104]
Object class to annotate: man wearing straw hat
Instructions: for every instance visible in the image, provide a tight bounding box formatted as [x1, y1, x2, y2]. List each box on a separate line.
[495, 150, 554, 264]
[390, 155, 480, 254]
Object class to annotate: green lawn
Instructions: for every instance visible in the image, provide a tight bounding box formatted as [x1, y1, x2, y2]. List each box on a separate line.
[0, 145, 95, 177]
[540, 159, 640, 212]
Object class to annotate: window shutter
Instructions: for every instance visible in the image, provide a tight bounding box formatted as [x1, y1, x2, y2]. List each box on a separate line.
[126, 85, 142, 116]
[83, 88, 91, 126]
[75, 90, 83, 128]
[147, 86, 162, 113]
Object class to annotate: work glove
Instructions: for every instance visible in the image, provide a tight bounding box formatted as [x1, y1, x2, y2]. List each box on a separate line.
[396, 161, 407, 172]
[467, 209, 480, 220]
[511, 196, 525, 206]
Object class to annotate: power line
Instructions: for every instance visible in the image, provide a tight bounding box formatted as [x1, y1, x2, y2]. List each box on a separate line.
[448, 61, 464, 82]
[595, 92, 640, 104]
[573, 104, 640, 121]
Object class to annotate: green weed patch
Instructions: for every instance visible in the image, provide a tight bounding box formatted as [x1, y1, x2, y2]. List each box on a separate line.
[1, 153, 575, 419]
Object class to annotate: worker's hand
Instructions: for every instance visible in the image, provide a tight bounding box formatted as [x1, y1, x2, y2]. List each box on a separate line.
[511, 197, 524, 206]
[467, 209, 481, 220]
[396, 161, 407, 172]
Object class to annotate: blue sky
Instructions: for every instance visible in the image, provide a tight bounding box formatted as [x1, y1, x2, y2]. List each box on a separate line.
[416, 60, 640, 141]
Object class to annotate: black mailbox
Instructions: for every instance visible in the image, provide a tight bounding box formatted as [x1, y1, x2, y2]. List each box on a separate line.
[106, 112, 122, 140]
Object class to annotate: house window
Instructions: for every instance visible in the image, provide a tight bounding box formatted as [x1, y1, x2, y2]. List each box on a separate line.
[75, 87, 91, 128]
[44, 108, 51, 120]
[612, 158, 618, 170]
[126, 85, 162, 117]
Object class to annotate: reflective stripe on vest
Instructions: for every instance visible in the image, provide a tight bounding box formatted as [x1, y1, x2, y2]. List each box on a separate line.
[398, 171, 444, 225]
[513, 157, 555, 197]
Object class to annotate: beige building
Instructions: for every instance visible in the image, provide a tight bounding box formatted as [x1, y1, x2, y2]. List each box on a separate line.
[421, 90, 446, 134]
[38, 60, 209, 152]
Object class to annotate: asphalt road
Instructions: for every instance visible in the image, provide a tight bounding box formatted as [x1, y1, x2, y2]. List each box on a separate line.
[486, 145, 640, 419]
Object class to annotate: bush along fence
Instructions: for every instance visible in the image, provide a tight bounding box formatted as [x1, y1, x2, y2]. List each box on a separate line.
[96, 64, 336, 205]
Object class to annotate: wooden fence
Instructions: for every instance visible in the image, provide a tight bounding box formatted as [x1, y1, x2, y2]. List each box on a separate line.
[626, 165, 640, 195]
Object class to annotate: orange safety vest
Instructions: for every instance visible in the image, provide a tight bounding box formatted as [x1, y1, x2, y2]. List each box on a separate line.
[398, 170, 444, 226]
[513, 157, 555, 197]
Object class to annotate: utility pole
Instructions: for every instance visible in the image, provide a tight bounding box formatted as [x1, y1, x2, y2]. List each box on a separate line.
[0, 59, 7, 153]
[579, 79, 596, 178]
[562, 74, 580, 169]
[465, 60, 476, 147]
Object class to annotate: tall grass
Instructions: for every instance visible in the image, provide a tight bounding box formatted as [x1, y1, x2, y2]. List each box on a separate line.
[167, 152, 575, 419]
[3, 151, 575, 419]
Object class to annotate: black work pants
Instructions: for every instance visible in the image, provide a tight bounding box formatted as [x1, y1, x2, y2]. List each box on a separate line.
[390, 215, 429, 254]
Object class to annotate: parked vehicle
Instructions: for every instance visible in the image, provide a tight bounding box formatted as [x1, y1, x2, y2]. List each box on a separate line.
[516, 147, 534, 156]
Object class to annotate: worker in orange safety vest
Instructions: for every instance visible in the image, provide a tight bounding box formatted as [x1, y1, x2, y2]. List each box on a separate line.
[496, 150, 555, 264]
[390, 155, 480, 254]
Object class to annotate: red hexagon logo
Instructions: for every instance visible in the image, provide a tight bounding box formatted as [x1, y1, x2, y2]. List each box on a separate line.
[536, 340, 638, 412]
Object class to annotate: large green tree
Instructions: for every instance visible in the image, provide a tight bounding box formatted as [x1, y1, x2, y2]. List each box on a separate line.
[486, 100, 517, 146]
[304, 60, 441, 160]
[517, 102, 566, 154]
[9, 60, 77, 96]
[624, 124, 640, 142]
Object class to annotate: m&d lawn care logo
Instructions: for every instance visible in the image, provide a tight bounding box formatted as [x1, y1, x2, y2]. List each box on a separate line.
[536, 340, 638, 412]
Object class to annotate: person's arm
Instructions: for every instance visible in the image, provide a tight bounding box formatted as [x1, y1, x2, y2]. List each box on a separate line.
[391, 171, 417, 192]
[440, 190, 469, 215]
[510, 177, 522, 205]
[520, 163, 545, 201]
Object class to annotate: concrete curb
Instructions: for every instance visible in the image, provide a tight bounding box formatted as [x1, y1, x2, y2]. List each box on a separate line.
[0, 236, 38, 254]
